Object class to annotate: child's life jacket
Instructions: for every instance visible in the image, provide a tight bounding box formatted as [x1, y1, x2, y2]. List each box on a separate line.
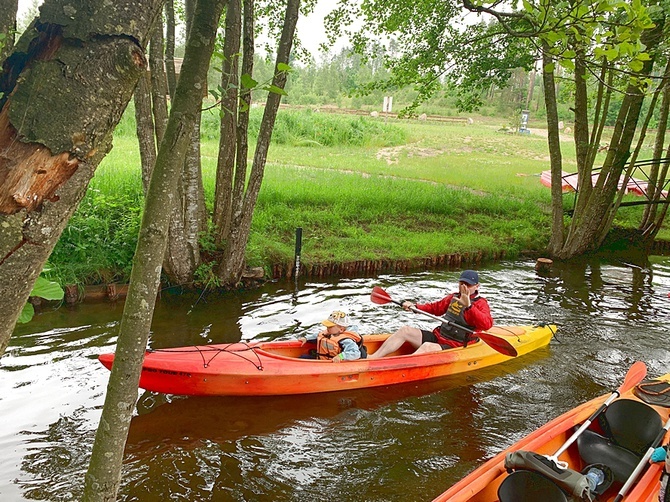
[316, 331, 366, 360]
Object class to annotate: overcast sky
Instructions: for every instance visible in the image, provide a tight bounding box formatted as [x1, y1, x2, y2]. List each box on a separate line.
[17, 0, 339, 59]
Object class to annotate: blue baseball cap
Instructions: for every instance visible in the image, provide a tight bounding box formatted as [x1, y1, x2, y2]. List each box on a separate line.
[459, 270, 479, 285]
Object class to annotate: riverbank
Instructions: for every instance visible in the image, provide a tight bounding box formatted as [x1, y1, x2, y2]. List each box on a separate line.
[46, 107, 664, 289]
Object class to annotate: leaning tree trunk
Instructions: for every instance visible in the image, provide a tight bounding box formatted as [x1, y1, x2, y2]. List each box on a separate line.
[0, 0, 164, 358]
[218, 0, 300, 285]
[83, 1, 225, 499]
[0, 0, 18, 63]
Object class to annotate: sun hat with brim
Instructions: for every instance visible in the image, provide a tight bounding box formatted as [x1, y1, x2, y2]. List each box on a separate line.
[459, 270, 479, 285]
[321, 310, 350, 327]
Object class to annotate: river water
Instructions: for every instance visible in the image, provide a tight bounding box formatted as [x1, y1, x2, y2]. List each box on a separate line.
[2, 257, 670, 501]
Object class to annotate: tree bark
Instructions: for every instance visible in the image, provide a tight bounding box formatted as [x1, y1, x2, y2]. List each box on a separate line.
[641, 59, 670, 232]
[164, 0, 177, 99]
[0, 0, 18, 63]
[0, 0, 163, 358]
[133, 69, 156, 193]
[149, 21, 169, 146]
[161, 0, 205, 285]
[213, 0, 241, 241]
[83, 1, 225, 499]
[218, 0, 300, 285]
[542, 43, 564, 256]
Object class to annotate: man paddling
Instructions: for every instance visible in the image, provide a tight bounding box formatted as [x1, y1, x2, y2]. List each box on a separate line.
[368, 270, 493, 359]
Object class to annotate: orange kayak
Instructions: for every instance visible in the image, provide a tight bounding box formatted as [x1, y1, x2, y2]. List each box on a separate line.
[98, 324, 554, 396]
[435, 368, 670, 502]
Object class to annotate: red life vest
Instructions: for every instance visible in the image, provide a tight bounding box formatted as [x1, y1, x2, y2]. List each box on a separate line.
[316, 331, 362, 360]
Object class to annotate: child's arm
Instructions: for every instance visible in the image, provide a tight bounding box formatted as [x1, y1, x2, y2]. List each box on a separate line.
[334, 338, 361, 362]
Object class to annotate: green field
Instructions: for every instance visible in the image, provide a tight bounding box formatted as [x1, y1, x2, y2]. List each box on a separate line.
[48, 107, 659, 285]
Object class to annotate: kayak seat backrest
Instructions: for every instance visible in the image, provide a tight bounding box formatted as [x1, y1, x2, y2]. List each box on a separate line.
[576, 399, 662, 483]
[576, 429, 640, 482]
[497, 470, 568, 502]
[598, 398, 663, 456]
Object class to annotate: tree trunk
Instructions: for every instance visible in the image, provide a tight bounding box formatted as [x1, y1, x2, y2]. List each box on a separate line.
[0, 0, 18, 63]
[641, 58, 670, 232]
[551, 17, 666, 259]
[164, 0, 177, 99]
[149, 21, 169, 146]
[213, 0, 241, 241]
[218, 0, 300, 285]
[0, 0, 163, 358]
[161, 0, 205, 285]
[542, 43, 564, 256]
[133, 69, 156, 193]
[83, 1, 225, 499]
[231, 0, 255, 231]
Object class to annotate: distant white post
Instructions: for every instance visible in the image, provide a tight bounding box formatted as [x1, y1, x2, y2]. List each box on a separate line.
[383, 96, 393, 121]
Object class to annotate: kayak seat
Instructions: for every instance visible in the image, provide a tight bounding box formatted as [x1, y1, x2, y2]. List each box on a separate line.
[497, 470, 568, 502]
[598, 398, 663, 456]
[576, 399, 663, 483]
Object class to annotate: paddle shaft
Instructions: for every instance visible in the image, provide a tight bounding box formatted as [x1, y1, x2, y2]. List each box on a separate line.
[550, 393, 620, 460]
[613, 417, 670, 502]
[385, 296, 480, 337]
[548, 361, 647, 462]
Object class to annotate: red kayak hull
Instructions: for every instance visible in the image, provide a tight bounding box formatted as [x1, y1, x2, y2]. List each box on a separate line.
[98, 325, 554, 396]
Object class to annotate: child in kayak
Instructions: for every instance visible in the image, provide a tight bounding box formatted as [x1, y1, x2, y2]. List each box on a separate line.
[301, 310, 366, 361]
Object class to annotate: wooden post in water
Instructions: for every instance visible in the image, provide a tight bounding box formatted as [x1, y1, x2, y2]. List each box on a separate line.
[535, 257, 553, 274]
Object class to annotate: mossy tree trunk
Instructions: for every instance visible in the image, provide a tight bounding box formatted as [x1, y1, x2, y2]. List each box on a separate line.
[83, 0, 225, 499]
[217, 0, 300, 285]
[0, 0, 164, 358]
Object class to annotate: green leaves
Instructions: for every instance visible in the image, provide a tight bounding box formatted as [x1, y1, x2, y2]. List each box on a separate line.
[18, 276, 64, 324]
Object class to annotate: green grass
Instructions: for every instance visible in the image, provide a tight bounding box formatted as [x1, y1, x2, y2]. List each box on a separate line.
[48, 106, 666, 285]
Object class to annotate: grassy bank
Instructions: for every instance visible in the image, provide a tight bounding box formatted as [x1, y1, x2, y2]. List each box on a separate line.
[48, 106, 657, 286]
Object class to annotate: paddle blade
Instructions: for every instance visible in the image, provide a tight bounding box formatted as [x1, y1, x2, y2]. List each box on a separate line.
[478, 332, 518, 358]
[617, 361, 647, 395]
[371, 286, 393, 305]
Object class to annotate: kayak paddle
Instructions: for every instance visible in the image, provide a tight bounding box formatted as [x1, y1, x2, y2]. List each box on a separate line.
[613, 415, 670, 501]
[546, 360, 648, 467]
[370, 286, 517, 357]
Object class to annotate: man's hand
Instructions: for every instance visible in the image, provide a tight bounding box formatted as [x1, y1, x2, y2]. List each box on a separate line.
[401, 301, 415, 311]
[458, 283, 471, 308]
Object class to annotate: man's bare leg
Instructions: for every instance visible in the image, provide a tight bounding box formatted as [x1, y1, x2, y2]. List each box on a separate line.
[368, 326, 423, 359]
[414, 342, 443, 354]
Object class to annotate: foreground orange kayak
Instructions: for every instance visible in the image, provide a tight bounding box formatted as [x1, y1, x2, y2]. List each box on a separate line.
[435, 365, 670, 502]
[98, 324, 554, 396]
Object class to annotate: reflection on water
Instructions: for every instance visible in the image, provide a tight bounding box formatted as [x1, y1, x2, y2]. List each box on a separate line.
[2, 257, 670, 500]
